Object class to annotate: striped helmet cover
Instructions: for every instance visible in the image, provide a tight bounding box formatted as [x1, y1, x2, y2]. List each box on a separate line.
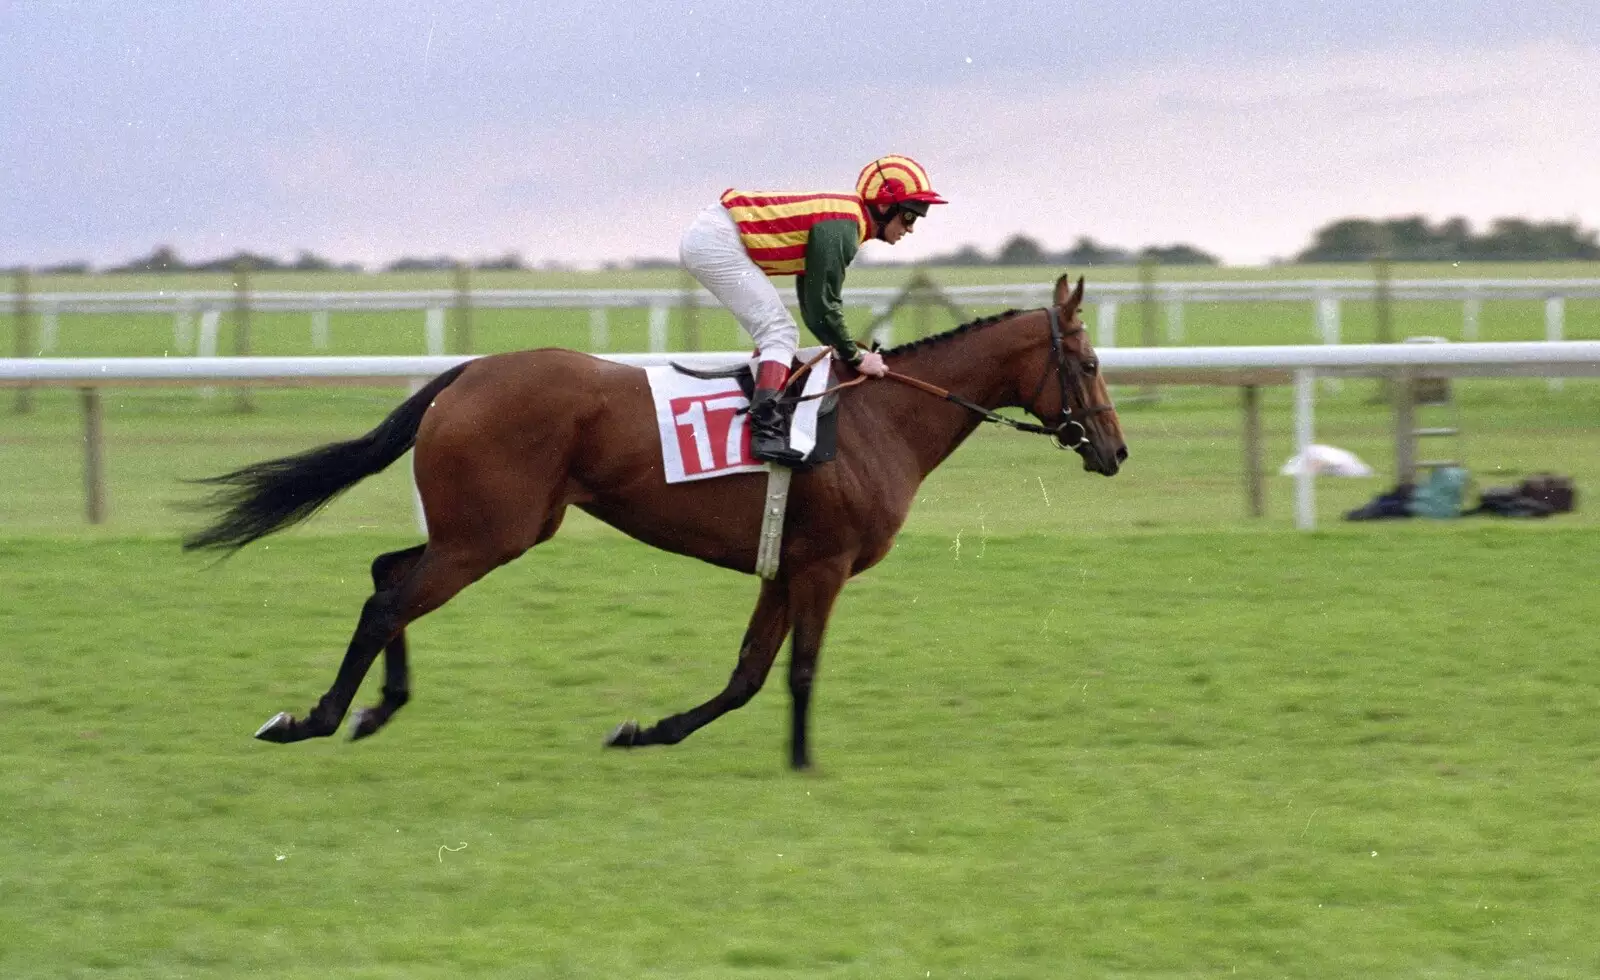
[855, 155, 948, 208]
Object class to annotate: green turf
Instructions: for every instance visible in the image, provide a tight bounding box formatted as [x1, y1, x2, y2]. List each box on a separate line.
[1, 528, 1597, 978]
[4, 264, 1598, 976]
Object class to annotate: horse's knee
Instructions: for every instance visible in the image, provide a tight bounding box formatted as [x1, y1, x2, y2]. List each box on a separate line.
[355, 591, 406, 646]
[726, 669, 767, 709]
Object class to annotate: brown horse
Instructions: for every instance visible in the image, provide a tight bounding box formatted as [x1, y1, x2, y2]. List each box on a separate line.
[186, 274, 1126, 768]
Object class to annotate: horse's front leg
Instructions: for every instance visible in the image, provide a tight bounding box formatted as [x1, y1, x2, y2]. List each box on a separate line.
[606, 577, 789, 751]
[783, 560, 850, 770]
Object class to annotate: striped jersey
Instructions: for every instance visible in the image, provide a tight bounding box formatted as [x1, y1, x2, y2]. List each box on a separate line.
[719, 189, 870, 276]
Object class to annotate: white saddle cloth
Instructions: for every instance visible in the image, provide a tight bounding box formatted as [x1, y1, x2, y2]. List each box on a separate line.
[645, 348, 833, 484]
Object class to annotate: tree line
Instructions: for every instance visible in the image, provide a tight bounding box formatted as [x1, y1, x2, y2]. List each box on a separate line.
[1293, 216, 1599, 262]
[18, 215, 1599, 275]
[903, 236, 1220, 268]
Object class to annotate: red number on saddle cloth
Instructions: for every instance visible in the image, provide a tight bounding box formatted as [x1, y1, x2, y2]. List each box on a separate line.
[671, 393, 754, 476]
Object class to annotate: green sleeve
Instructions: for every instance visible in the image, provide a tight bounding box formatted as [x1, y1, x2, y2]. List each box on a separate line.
[795, 219, 863, 363]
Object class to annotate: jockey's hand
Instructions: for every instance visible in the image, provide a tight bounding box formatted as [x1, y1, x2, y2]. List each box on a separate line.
[855, 350, 888, 378]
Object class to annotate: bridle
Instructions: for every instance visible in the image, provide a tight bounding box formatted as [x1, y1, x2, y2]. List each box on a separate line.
[797, 306, 1111, 451]
[1014, 305, 1113, 450]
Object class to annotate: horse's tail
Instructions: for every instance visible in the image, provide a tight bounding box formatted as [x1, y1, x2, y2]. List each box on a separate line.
[183, 363, 471, 552]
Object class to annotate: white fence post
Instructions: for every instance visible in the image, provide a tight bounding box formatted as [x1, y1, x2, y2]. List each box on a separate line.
[589, 307, 609, 351]
[1316, 292, 1343, 391]
[1316, 293, 1341, 345]
[311, 309, 330, 350]
[1164, 299, 1184, 344]
[1546, 296, 1565, 391]
[197, 310, 220, 398]
[39, 302, 59, 353]
[647, 304, 669, 353]
[1294, 369, 1316, 531]
[1461, 293, 1481, 342]
[425, 308, 446, 356]
[174, 303, 194, 354]
[1097, 301, 1117, 348]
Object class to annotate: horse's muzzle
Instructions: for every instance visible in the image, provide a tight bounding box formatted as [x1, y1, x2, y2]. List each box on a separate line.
[1076, 439, 1127, 476]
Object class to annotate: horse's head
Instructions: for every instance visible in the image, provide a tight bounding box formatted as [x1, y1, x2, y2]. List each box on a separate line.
[1022, 275, 1127, 476]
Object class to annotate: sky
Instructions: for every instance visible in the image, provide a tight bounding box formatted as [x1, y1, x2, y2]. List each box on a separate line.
[3, 1, 1597, 269]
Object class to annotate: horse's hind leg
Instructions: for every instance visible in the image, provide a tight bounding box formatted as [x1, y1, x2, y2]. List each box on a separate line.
[255, 544, 493, 744]
[606, 577, 790, 750]
[347, 544, 426, 741]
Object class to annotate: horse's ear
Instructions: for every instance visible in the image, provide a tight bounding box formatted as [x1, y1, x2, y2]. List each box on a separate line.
[1055, 273, 1085, 310]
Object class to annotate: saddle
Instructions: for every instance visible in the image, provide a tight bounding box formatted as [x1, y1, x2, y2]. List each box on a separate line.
[670, 356, 841, 468]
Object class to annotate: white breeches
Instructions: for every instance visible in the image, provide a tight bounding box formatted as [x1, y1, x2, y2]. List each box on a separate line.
[679, 204, 797, 366]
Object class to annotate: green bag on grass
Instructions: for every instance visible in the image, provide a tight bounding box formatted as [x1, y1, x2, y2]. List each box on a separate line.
[1408, 466, 1469, 519]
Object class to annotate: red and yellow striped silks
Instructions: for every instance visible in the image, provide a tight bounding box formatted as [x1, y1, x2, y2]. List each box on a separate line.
[719, 189, 869, 276]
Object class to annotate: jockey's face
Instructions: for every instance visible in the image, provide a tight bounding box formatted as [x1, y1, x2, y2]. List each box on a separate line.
[881, 210, 915, 245]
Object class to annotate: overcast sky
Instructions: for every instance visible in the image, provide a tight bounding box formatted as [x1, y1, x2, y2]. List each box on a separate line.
[3, 1, 1597, 268]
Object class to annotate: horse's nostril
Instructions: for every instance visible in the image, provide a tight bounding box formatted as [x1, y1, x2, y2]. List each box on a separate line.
[1116, 447, 1129, 463]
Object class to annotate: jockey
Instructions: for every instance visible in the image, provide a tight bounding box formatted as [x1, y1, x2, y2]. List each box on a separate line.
[679, 154, 947, 465]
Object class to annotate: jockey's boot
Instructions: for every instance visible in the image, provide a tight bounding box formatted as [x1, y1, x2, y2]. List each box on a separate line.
[748, 387, 806, 467]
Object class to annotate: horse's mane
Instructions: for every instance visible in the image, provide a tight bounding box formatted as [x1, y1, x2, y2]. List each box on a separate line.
[880, 309, 1028, 357]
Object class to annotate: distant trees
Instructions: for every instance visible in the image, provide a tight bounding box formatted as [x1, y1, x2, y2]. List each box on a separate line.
[996, 235, 1048, 265]
[107, 245, 184, 273]
[40, 215, 1600, 275]
[1060, 237, 1132, 266]
[1140, 244, 1219, 265]
[1296, 216, 1600, 262]
[474, 252, 529, 272]
[908, 234, 1218, 268]
[103, 246, 362, 274]
[92, 248, 539, 274]
[383, 255, 457, 272]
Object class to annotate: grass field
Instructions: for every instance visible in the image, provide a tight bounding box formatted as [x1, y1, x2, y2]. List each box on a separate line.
[2, 527, 1599, 979]
[3, 263, 1598, 976]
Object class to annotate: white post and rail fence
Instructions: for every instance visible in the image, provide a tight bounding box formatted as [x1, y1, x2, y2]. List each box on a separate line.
[3, 342, 1597, 531]
[9, 272, 1599, 363]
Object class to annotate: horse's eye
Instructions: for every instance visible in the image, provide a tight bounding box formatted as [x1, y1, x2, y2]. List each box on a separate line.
[1084, 361, 1099, 375]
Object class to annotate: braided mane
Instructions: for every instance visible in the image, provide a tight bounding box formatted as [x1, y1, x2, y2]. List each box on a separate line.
[880, 309, 1029, 357]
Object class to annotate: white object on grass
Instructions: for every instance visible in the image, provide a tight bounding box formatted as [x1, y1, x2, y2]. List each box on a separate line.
[1280, 444, 1374, 478]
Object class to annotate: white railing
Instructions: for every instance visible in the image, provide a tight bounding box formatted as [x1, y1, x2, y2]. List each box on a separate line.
[18, 278, 1600, 314]
[4, 342, 1597, 531]
[5, 341, 1597, 384]
[11, 278, 1596, 358]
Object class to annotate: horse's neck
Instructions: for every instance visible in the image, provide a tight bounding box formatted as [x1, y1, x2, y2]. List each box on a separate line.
[866, 315, 1037, 473]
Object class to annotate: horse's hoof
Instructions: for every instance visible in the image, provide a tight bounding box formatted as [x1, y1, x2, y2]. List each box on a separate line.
[254, 711, 296, 743]
[348, 708, 382, 742]
[604, 720, 641, 748]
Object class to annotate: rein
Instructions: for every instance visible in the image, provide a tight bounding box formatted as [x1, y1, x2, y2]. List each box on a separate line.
[780, 306, 1102, 450]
